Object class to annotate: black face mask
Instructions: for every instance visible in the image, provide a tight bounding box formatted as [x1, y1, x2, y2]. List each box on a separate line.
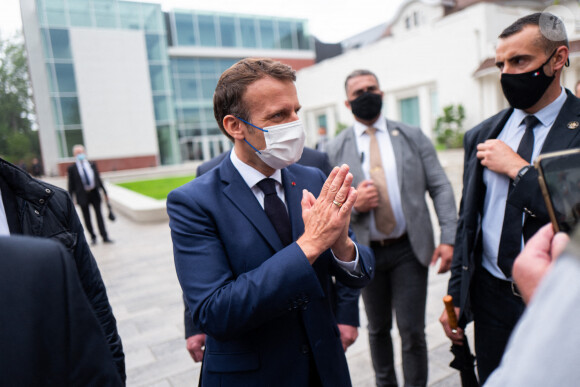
[349, 92, 383, 120]
[500, 50, 557, 110]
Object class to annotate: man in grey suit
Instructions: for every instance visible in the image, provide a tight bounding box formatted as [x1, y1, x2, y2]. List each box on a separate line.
[326, 69, 457, 387]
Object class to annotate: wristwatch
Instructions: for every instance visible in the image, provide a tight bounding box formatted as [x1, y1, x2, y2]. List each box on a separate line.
[513, 165, 532, 187]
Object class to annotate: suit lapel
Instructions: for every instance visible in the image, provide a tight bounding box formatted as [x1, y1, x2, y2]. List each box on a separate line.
[220, 159, 284, 251]
[541, 91, 580, 153]
[340, 129, 365, 186]
[386, 120, 404, 188]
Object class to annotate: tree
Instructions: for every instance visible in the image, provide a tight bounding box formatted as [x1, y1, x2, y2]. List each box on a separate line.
[434, 104, 465, 149]
[0, 33, 39, 166]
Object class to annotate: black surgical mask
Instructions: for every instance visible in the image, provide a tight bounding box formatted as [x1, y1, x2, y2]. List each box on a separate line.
[349, 92, 383, 120]
[500, 50, 557, 110]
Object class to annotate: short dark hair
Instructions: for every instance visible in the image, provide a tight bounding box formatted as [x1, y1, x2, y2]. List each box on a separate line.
[344, 69, 380, 93]
[499, 12, 569, 55]
[213, 58, 296, 141]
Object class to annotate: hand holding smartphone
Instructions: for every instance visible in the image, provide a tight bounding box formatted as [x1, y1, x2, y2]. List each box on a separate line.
[535, 148, 580, 234]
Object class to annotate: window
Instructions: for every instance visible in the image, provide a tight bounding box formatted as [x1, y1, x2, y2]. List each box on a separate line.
[68, 0, 92, 27]
[177, 78, 200, 100]
[239, 18, 258, 48]
[198, 14, 217, 47]
[44, 0, 67, 27]
[63, 129, 84, 157]
[119, 2, 142, 30]
[153, 95, 170, 122]
[296, 22, 310, 50]
[174, 12, 196, 45]
[259, 19, 275, 49]
[143, 3, 163, 33]
[399, 96, 420, 127]
[149, 65, 167, 91]
[54, 63, 77, 93]
[278, 21, 294, 49]
[48, 29, 72, 59]
[94, 0, 117, 28]
[219, 16, 237, 47]
[146, 34, 163, 60]
[60, 97, 82, 126]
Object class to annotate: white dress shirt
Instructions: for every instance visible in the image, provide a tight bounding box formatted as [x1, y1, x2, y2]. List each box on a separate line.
[353, 114, 407, 240]
[482, 87, 567, 280]
[229, 148, 360, 273]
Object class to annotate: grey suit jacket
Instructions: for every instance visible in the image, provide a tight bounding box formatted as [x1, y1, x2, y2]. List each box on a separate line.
[326, 118, 457, 266]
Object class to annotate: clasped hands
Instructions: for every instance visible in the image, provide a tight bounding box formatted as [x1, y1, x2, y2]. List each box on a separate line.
[297, 164, 357, 264]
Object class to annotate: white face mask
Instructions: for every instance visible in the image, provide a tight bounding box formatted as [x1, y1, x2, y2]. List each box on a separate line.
[239, 118, 305, 170]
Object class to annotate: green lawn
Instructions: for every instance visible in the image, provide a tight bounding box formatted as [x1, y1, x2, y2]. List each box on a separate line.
[117, 175, 195, 200]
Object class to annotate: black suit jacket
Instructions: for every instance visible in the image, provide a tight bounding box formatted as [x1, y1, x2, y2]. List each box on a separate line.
[184, 147, 359, 337]
[448, 89, 580, 322]
[67, 161, 107, 207]
[0, 236, 122, 386]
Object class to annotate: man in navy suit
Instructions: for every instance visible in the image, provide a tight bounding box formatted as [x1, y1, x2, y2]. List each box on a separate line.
[168, 58, 374, 386]
[184, 148, 362, 362]
[440, 13, 580, 383]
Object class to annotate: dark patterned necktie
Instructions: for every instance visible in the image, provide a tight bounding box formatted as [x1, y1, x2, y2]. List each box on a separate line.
[497, 115, 539, 277]
[257, 178, 292, 246]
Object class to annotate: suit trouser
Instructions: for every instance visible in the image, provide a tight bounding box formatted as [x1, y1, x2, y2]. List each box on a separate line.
[471, 267, 525, 385]
[80, 189, 107, 240]
[361, 237, 428, 387]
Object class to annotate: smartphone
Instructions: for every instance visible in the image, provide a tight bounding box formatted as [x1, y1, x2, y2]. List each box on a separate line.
[535, 148, 580, 234]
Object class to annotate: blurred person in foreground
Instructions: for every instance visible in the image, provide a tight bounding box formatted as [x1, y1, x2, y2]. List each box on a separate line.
[168, 58, 374, 386]
[0, 235, 122, 386]
[485, 223, 577, 386]
[441, 13, 580, 384]
[0, 157, 126, 382]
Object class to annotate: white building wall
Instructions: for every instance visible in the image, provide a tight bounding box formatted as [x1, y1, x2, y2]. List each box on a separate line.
[296, 2, 565, 146]
[69, 28, 159, 160]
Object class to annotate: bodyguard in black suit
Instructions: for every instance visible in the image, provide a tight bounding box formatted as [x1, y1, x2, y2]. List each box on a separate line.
[67, 144, 112, 244]
[184, 147, 363, 362]
[441, 13, 580, 383]
[0, 235, 122, 386]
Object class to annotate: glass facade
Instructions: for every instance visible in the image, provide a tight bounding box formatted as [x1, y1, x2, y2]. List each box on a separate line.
[36, 0, 177, 162]
[170, 10, 312, 51]
[33, 0, 312, 163]
[171, 58, 238, 161]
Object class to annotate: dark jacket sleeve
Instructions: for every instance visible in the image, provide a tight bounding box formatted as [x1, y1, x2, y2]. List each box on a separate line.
[51, 190, 125, 381]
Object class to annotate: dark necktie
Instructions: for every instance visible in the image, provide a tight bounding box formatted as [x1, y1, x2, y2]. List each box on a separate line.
[497, 115, 539, 277]
[80, 162, 91, 187]
[257, 178, 292, 246]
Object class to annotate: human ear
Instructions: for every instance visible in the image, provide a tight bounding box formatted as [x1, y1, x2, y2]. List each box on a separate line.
[223, 115, 245, 140]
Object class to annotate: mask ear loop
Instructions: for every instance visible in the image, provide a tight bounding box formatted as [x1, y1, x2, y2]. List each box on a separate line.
[236, 117, 268, 154]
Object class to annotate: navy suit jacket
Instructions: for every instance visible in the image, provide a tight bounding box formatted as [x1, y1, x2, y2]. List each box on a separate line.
[448, 89, 580, 322]
[168, 157, 374, 386]
[183, 147, 361, 337]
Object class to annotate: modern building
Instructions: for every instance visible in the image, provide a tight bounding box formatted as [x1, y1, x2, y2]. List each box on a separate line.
[20, 0, 315, 175]
[296, 0, 580, 146]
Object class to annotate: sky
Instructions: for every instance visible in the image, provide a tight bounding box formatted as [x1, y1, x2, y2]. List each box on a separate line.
[0, 0, 407, 43]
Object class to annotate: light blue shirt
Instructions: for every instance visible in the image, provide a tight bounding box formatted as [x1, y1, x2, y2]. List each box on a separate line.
[482, 87, 567, 280]
[353, 114, 407, 240]
[229, 148, 360, 273]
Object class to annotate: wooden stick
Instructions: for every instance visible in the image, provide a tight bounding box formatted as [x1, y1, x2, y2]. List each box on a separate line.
[443, 295, 458, 331]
